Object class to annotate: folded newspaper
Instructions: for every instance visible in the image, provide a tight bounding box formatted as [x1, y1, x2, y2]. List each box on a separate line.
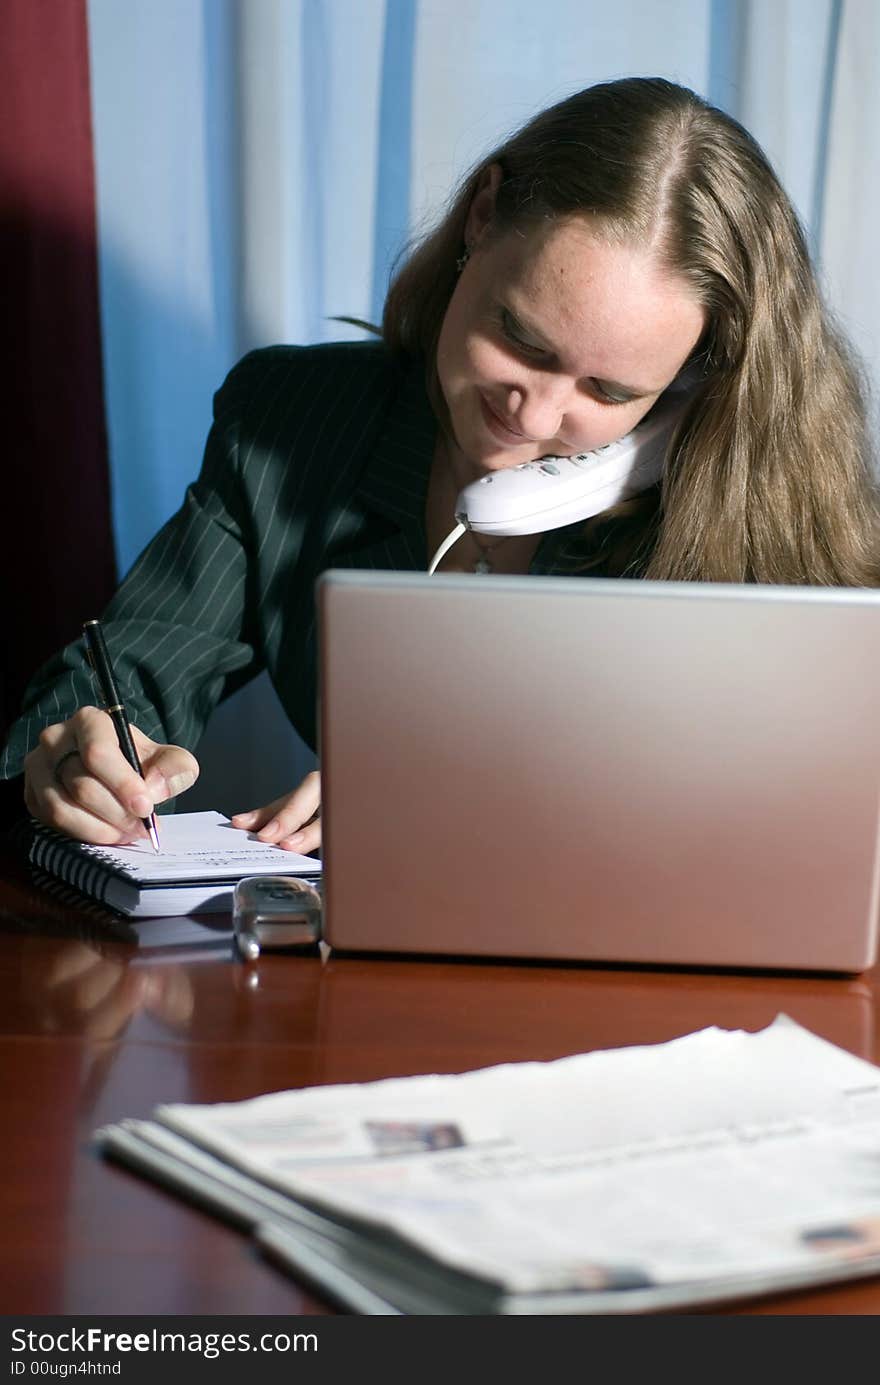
[95, 1016, 880, 1314]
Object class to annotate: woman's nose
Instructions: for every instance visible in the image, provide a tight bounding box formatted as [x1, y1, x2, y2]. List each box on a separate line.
[507, 375, 571, 442]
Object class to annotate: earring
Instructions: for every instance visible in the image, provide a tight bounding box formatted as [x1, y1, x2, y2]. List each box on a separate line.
[456, 245, 471, 273]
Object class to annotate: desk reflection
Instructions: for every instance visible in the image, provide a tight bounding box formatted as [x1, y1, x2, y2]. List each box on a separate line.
[11, 931, 877, 1082]
[25, 939, 196, 1041]
[1, 874, 878, 1316]
[306, 954, 877, 1079]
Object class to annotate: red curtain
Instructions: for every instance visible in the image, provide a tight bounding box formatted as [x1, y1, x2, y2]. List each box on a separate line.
[0, 0, 116, 824]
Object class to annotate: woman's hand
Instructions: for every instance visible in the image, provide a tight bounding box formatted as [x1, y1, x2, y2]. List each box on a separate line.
[23, 706, 199, 845]
[231, 769, 322, 854]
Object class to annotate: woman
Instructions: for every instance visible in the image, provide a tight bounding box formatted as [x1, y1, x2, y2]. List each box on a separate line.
[5, 76, 879, 849]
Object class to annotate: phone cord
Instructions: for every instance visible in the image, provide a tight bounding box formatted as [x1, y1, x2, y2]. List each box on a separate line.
[427, 521, 467, 575]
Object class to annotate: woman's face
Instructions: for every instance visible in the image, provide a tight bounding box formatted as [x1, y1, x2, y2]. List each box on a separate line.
[435, 184, 706, 485]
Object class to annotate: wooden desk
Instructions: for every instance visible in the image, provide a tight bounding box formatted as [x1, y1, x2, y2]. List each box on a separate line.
[2, 849, 879, 1315]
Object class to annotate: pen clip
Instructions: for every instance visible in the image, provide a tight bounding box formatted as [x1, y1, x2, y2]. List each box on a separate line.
[83, 626, 97, 673]
[83, 620, 115, 707]
[83, 644, 104, 711]
[83, 641, 105, 708]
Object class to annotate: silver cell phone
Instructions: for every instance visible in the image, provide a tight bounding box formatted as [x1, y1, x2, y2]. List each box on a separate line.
[232, 876, 322, 960]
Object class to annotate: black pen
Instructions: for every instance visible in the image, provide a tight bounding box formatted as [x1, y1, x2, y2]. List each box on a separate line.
[82, 619, 161, 853]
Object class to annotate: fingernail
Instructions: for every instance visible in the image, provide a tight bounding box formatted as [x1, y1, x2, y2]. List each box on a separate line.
[232, 810, 257, 825]
[131, 793, 152, 817]
[258, 820, 281, 840]
[165, 771, 196, 796]
[283, 832, 305, 849]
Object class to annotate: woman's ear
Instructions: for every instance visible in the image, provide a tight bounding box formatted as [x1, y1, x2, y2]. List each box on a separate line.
[464, 163, 504, 248]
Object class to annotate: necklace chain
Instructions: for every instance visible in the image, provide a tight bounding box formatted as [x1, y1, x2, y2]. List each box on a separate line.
[469, 534, 508, 574]
[431, 440, 512, 573]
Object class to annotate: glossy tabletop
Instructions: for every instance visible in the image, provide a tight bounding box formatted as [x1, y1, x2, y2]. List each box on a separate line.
[2, 848, 879, 1315]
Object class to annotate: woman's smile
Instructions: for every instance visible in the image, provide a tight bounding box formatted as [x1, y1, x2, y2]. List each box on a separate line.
[435, 206, 706, 490]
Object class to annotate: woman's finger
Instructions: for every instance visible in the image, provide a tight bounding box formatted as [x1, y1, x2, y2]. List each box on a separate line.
[231, 771, 321, 844]
[275, 816, 322, 854]
[134, 730, 200, 804]
[23, 710, 200, 844]
[25, 746, 149, 845]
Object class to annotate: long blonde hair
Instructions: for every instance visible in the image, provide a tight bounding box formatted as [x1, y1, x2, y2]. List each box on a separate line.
[383, 77, 880, 585]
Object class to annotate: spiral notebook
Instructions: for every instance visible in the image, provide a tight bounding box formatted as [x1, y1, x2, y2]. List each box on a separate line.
[21, 811, 322, 918]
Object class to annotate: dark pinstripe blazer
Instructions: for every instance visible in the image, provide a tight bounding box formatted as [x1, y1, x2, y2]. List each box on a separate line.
[1, 340, 591, 780]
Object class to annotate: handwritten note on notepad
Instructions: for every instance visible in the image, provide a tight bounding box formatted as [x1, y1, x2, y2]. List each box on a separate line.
[87, 811, 322, 882]
[26, 810, 321, 918]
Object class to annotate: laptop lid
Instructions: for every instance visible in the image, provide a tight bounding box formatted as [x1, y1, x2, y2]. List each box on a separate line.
[318, 571, 880, 973]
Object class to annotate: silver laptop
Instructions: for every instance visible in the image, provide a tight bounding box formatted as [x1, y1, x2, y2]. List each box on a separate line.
[318, 571, 880, 973]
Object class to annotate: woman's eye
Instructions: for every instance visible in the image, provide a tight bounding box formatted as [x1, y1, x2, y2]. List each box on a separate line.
[590, 380, 633, 406]
[498, 310, 635, 405]
[500, 310, 545, 357]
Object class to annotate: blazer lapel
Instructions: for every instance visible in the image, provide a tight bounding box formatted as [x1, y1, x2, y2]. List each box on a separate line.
[338, 355, 436, 573]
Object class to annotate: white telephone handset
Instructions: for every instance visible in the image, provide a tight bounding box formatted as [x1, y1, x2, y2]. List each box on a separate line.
[428, 389, 690, 573]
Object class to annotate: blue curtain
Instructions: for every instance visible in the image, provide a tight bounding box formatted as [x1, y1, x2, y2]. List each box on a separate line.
[84, 0, 880, 810]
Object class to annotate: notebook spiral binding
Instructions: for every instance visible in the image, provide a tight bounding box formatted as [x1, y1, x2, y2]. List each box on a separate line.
[13, 818, 124, 908]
